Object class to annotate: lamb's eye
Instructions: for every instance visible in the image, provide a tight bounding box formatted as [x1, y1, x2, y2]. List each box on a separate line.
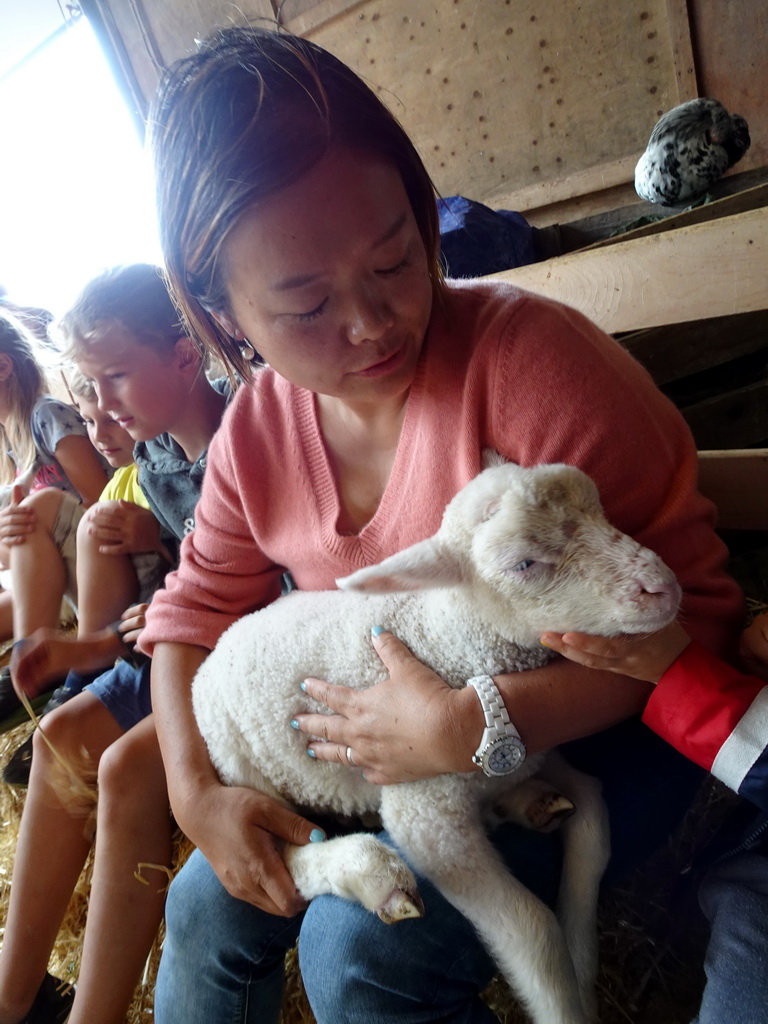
[510, 559, 536, 572]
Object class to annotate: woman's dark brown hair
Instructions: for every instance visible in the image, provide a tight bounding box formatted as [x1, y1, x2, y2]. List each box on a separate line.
[149, 25, 443, 380]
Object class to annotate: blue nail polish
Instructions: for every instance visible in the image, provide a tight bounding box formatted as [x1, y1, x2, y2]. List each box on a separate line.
[307, 748, 317, 758]
[290, 719, 299, 730]
[309, 828, 326, 843]
[300, 680, 308, 692]
[371, 625, 385, 637]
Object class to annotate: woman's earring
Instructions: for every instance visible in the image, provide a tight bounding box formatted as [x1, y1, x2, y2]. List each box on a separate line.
[239, 339, 258, 362]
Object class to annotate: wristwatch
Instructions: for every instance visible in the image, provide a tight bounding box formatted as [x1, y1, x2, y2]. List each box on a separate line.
[467, 675, 527, 777]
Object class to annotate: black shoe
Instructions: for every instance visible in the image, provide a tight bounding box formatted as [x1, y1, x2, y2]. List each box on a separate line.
[3, 733, 33, 786]
[0, 662, 56, 734]
[2, 679, 79, 786]
[23, 971, 75, 1024]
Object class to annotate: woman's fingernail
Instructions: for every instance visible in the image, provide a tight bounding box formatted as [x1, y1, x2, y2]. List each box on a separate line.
[300, 680, 308, 692]
[307, 748, 317, 758]
[309, 828, 326, 843]
[290, 719, 300, 730]
[371, 625, 385, 637]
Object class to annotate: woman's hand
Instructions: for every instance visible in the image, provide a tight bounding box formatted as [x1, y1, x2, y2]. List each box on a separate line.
[739, 611, 768, 681]
[295, 629, 477, 785]
[179, 780, 323, 916]
[0, 485, 35, 548]
[86, 500, 165, 556]
[539, 621, 692, 684]
[117, 602, 149, 647]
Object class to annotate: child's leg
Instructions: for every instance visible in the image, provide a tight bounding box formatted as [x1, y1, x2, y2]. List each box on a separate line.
[0, 692, 124, 1023]
[76, 501, 140, 634]
[67, 716, 172, 1024]
[11, 503, 141, 695]
[9, 489, 75, 644]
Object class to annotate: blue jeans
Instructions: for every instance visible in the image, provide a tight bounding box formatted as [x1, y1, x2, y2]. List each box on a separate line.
[155, 721, 702, 1024]
[692, 850, 768, 1024]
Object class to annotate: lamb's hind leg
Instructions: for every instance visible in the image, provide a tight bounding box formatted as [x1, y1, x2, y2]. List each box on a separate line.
[483, 777, 576, 833]
[535, 751, 610, 1023]
[381, 779, 588, 1024]
[285, 834, 423, 922]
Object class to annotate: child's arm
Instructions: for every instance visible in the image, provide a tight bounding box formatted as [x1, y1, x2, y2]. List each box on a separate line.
[54, 434, 110, 506]
[543, 613, 768, 812]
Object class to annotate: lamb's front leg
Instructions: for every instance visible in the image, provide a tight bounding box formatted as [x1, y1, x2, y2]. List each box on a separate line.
[285, 834, 423, 922]
[381, 777, 588, 1024]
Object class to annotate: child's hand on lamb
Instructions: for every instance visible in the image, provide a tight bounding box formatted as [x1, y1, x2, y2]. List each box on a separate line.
[296, 628, 479, 785]
[539, 621, 692, 684]
[739, 611, 768, 681]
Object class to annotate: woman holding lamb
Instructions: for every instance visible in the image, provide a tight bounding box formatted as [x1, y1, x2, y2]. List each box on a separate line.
[139, 26, 743, 1024]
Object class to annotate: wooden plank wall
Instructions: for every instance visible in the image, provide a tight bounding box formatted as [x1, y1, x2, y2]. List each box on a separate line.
[88, 0, 767, 223]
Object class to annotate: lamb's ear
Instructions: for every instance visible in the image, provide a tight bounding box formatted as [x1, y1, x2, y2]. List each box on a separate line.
[337, 538, 466, 593]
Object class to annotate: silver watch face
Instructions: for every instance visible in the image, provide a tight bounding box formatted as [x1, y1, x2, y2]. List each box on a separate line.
[485, 736, 526, 776]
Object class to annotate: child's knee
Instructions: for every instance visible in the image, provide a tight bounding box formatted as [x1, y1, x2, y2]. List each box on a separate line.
[20, 487, 66, 533]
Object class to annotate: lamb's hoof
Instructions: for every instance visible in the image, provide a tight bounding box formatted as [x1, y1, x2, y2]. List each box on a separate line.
[526, 792, 575, 832]
[376, 887, 425, 923]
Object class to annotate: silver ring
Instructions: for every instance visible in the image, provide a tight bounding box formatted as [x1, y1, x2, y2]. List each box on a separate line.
[346, 745, 355, 766]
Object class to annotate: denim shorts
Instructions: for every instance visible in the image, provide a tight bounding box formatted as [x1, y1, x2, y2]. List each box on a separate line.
[84, 658, 152, 732]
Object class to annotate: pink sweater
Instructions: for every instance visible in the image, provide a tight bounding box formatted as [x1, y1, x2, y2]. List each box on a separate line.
[141, 281, 742, 655]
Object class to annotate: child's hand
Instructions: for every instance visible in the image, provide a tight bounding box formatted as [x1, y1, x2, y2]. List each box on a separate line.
[0, 485, 35, 548]
[539, 621, 691, 684]
[739, 611, 768, 681]
[87, 501, 163, 555]
[118, 603, 149, 647]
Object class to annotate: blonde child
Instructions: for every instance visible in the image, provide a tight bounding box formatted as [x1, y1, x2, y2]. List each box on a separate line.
[0, 310, 110, 716]
[0, 263, 229, 1024]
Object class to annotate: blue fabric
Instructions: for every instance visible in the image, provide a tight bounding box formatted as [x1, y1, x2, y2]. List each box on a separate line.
[437, 196, 539, 278]
[155, 849, 303, 1024]
[83, 660, 152, 732]
[692, 850, 768, 1024]
[739, 748, 768, 814]
[154, 719, 702, 1024]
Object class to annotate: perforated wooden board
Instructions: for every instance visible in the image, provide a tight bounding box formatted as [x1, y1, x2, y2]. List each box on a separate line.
[298, 0, 697, 206]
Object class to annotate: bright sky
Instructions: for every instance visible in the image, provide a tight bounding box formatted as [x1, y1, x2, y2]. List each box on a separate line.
[0, 15, 162, 317]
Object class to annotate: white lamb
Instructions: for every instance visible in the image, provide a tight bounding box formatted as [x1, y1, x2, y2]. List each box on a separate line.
[192, 459, 681, 1024]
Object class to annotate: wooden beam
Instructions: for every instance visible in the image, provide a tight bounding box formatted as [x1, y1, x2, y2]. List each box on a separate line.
[683, 381, 768, 451]
[491, 206, 768, 333]
[621, 310, 768, 386]
[583, 182, 768, 252]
